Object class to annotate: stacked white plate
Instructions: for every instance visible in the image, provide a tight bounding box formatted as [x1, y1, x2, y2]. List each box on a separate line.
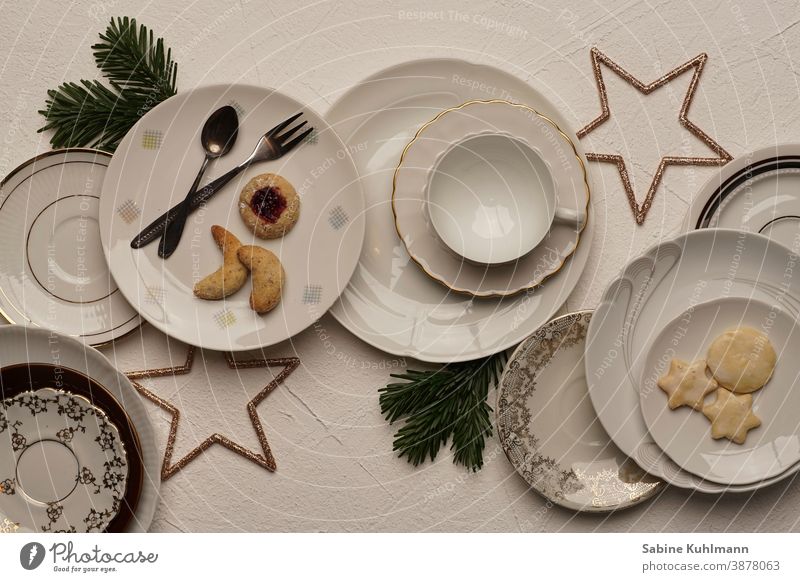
[0, 326, 159, 532]
[326, 58, 594, 363]
[585, 228, 800, 492]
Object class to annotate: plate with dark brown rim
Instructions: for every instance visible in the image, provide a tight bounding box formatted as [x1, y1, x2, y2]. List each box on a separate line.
[684, 143, 800, 253]
[0, 326, 158, 532]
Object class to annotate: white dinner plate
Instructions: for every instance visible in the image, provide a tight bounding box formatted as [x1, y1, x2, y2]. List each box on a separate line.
[0, 149, 142, 346]
[393, 100, 589, 297]
[326, 58, 594, 362]
[683, 144, 800, 252]
[586, 229, 800, 493]
[640, 297, 800, 486]
[0, 326, 158, 532]
[498, 311, 662, 512]
[100, 84, 365, 351]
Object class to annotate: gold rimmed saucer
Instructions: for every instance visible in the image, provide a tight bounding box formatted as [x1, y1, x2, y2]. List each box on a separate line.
[0, 149, 142, 346]
[391, 99, 590, 298]
[497, 311, 664, 512]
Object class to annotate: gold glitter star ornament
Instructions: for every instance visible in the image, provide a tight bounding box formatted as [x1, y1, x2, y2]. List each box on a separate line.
[577, 47, 732, 225]
[127, 347, 300, 480]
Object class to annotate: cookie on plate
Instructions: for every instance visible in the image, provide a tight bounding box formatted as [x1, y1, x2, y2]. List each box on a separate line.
[702, 387, 761, 444]
[193, 226, 248, 300]
[237, 245, 284, 313]
[238, 173, 300, 239]
[657, 358, 718, 410]
[706, 326, 776, 393]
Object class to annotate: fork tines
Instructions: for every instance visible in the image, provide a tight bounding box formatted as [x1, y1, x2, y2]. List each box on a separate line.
[269, 112, 314, 153]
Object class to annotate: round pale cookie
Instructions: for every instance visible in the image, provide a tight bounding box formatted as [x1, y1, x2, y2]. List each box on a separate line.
[706, 326, 776, 393]
[238, 173, 300, 239]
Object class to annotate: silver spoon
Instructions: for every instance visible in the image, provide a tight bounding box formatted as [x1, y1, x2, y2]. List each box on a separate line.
[158, 105, 239, 258]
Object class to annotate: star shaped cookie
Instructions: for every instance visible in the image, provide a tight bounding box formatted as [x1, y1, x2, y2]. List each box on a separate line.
[657, 358, 718, 410]
[702, 388, 761, 445]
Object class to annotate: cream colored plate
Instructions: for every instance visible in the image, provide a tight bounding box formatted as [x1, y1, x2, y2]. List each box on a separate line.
[0, 149, 141, 346]
[498, 311, 662, 512]
[683, 144, 800, 252]
[99, 84, 365, 351]
[640, 297, 800, 486]
[326, 58, 594, 362]
[392, 100, 588, 297]
[587, 229, 800, 492]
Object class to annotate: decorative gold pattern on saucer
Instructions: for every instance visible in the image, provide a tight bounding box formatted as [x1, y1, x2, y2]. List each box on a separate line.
[391, 99, 590, 298]
[497, 311, 663, 512]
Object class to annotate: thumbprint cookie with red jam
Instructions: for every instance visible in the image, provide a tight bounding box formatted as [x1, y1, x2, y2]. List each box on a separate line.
[239, 173, 300, 239]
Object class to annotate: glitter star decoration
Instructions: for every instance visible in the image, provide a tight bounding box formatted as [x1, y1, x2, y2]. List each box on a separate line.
[577, 47, 732, 225]
[126, 347, 300, 480]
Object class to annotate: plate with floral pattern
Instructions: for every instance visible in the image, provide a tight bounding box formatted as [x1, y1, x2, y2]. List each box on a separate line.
[497, 311, 663, 512]
[0, 386, 128, 532]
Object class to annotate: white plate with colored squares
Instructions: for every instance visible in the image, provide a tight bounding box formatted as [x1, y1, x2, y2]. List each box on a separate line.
[99, 84, 365, 351]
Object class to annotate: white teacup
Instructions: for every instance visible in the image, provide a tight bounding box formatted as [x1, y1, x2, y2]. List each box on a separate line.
[426, 132, 582, 265]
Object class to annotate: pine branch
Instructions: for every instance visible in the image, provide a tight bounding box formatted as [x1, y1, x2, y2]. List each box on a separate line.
[37, 17, 177, 152]
[379, 352, 506, 471]
[93, 16, 177, 98]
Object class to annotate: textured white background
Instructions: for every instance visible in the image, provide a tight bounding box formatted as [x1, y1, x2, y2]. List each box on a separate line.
[2, 0, 800, 532]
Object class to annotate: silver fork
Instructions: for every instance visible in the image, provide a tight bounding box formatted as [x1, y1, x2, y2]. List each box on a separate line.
[130, 112, 313, 249]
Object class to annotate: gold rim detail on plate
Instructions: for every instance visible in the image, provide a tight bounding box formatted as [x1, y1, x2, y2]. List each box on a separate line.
[0, 148, 143, 347]
[391, 99, 591, 298]
[496, 310, 664, 512]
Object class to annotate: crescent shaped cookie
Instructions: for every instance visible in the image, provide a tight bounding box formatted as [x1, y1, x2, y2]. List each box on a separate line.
[238, 173, 300, 239]
[706, 327, 776, 393]
[657, 358, 718, 410]
[237, 245, 284, 313]
[193, 226, 248, 300]
[702, 388, 761, 444]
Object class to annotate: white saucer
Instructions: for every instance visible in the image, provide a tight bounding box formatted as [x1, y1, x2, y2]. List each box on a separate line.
[0, 149, 141, 346]
[392, 100, 589, 297]
[326, 58, 594, 362]
[684, 144, 800, 252]
[498, 311, 662, 512]
[640, 297, 800, 486]
[99, 84, 365, 351]
[586, 229, 800, 493]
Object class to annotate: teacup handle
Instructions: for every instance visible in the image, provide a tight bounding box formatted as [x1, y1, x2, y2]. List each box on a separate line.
[554, 206, 586, 226]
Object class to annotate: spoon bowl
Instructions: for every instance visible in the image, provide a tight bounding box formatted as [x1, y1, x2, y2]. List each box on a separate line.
[202, 105, 239, 158]
[158, 105, 239, 258]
